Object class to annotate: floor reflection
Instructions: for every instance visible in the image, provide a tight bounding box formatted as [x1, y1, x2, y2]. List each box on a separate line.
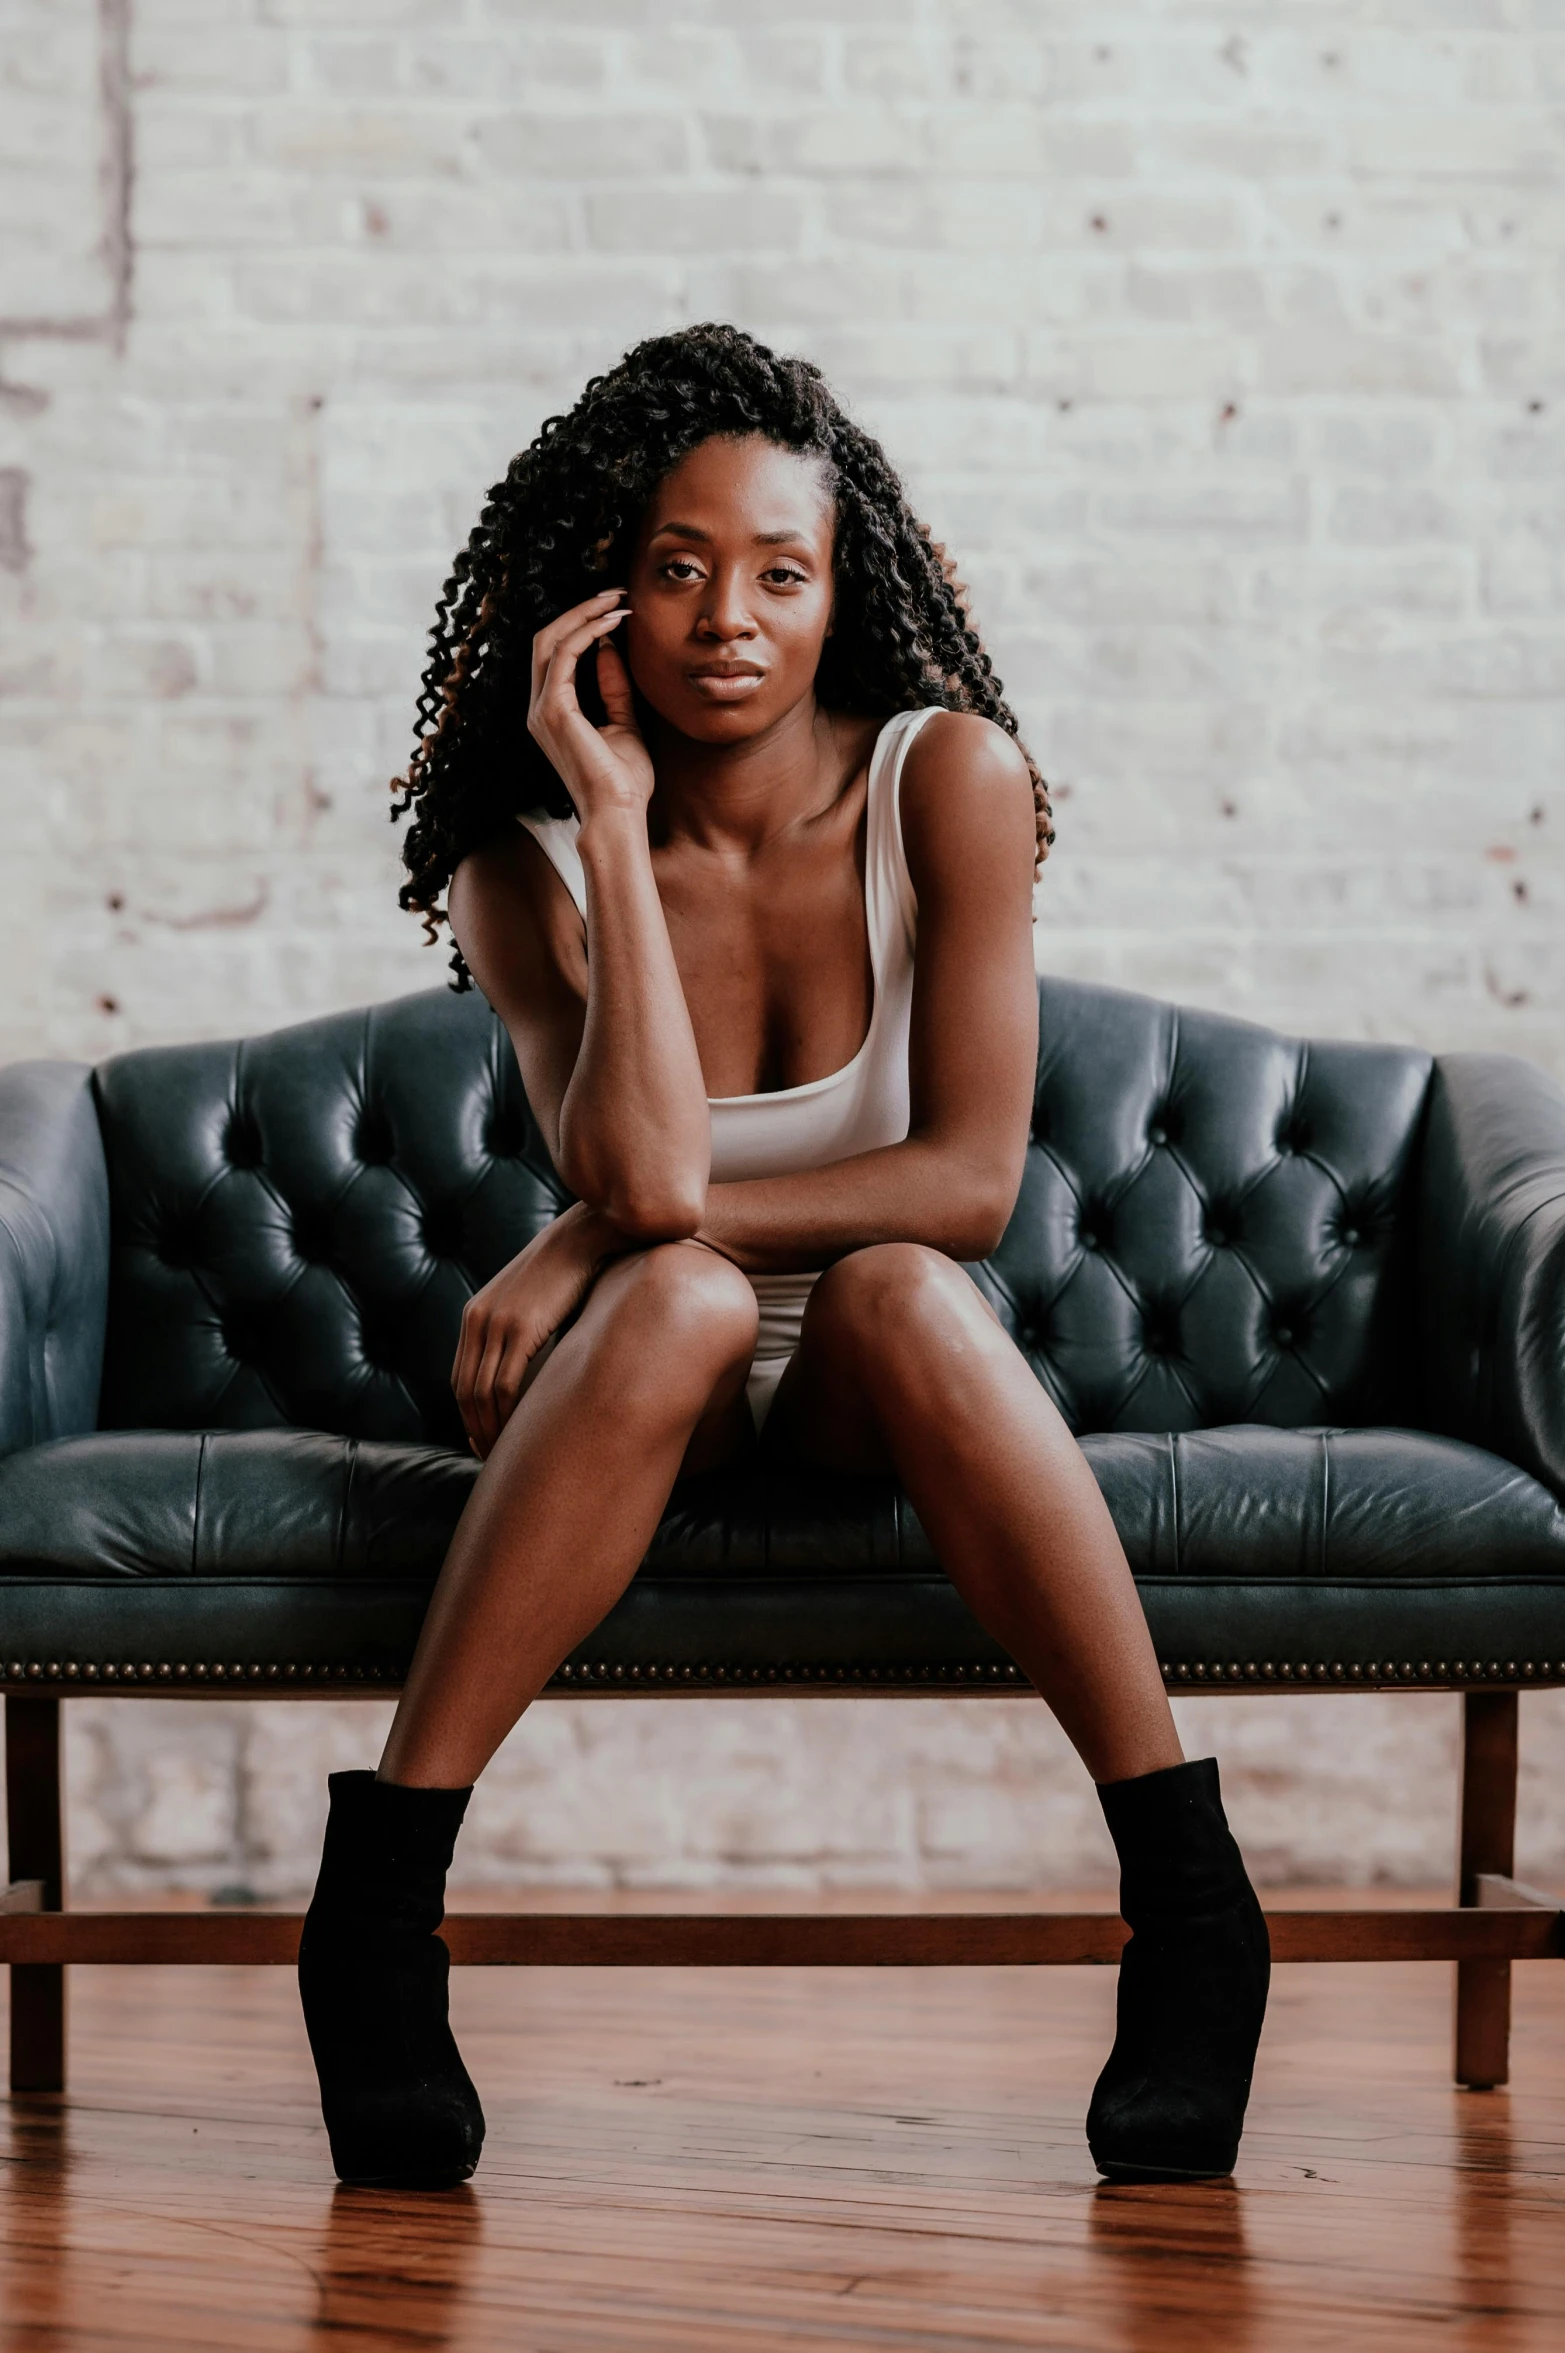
[1455, 2088, 1519, 2331]
[312, 2180, 485, 2344]
[0, 2096, 73, 2343]
[1089, 2177, 1257, 2351]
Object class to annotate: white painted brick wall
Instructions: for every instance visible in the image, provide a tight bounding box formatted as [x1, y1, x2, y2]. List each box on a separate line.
[3, 0, 1564, 1893]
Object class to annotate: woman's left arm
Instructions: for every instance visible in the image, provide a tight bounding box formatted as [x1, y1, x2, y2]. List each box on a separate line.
[694, 713, 1040, 1273]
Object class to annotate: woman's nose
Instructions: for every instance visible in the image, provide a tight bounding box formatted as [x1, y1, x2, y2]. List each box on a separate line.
[695, 573, 756, 640]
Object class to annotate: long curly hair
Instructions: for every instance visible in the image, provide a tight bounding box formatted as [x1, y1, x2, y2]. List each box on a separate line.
[391, 323, 1053, 987]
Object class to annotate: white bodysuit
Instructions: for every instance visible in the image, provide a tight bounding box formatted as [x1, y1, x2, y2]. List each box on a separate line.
[518, 704, 936, 1430]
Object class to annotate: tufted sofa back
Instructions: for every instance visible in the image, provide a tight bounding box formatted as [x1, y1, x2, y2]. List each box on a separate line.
[92, 976, 1435, 1448]
[95, 990, 568, 1450]
[979, 977, 1433, 1434]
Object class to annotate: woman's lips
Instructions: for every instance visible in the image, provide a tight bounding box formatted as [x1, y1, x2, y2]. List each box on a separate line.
[688, 666, 765, 699]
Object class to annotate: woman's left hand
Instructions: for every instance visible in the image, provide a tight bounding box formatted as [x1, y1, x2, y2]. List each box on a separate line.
[452, 1202, 621, 1460]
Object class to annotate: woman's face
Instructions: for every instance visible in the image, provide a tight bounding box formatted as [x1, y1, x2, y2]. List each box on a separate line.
[621, 434, 836, 744]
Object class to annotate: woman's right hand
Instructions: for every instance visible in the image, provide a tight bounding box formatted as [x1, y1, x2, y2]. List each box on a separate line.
[452, 1202, 622, 1460]
[528, 589, 655, 823]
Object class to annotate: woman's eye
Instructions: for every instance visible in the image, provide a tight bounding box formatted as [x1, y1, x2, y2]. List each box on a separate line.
[661, 558, 704, 581]
[762, 566, 807, 587]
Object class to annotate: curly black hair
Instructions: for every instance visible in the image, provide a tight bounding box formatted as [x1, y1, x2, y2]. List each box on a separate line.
[390, 322, 1053, 987]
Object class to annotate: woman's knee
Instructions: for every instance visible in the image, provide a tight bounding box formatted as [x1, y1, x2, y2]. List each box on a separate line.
[807, 1242, 988, 1354]
[594, 1240, 759, 1372]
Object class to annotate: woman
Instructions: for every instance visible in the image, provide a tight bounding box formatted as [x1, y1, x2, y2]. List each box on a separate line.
[297, 325, 1269, 2192]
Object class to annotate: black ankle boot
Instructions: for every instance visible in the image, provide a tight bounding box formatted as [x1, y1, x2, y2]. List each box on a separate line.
[298, 1770, 485, 2189]
[1087, 1756, 1269, 2182]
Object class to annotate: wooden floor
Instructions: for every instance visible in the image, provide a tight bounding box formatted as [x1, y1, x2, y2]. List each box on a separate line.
[2, 1931, 1564, 2350]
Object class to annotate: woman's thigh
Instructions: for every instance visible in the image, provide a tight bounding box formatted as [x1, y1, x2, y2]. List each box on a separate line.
[502, 1240, 760, 1484]
[761, 1243, 1005, 1474]
[677, 1380, 757, 1478]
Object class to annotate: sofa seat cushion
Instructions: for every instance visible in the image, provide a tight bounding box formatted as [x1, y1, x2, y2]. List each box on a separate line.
[1, 1426, 1563, 1689]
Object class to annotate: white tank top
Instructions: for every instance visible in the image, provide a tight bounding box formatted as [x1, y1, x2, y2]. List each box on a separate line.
[516, 704, 936, 1185]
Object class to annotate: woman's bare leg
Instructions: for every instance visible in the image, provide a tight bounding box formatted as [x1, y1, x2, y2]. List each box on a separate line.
[765, 1243, 1182, 1785]
[378, 1242, 758, 1789]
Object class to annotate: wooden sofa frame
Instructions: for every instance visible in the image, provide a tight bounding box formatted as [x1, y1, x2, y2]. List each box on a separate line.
[4, 1683, 1561, 2099]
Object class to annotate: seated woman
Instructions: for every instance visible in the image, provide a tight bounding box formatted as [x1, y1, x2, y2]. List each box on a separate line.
[297, 324, 1269, 2192]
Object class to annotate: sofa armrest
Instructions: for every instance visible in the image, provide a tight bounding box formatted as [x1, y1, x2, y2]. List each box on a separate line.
[0, 1062, 109, 1458]
[1418, 1051, 1565, 1499]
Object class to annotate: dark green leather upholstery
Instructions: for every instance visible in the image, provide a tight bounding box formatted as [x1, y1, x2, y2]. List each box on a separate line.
[976, 982, 1432, 1436]
[94, 990, 565, 1451]
[1418, 1051, 1565, 1500]
[0, 1063, 108, 1457]
[1, 1423, 1563, 1695]
[2, 976, 1564, 1698]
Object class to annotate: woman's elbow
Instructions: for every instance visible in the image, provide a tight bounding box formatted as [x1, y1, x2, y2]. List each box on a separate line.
[559, 1155, 705, 1242]
[603, 1182, 706, 1245]
[944, 1177, 1018, 1261]
[556, 1132, 706, 1244]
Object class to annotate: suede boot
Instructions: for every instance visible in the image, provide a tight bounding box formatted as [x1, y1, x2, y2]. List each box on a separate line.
[1086, 1756, 1270, 2181]
[298, 1770, 485, 2189]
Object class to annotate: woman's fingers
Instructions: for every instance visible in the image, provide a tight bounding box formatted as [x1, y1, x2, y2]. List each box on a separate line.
[532, 586, 623, 651]
[451, 1300, 484, 1443]
[489, 1332, 535, 1435]
[454, 1294, 507, 1457]
[466, 1313, 551, 1459]
[530, 591, 626, 704]
[530, 612, 628, 736]
[468, 1313, 516, 1457]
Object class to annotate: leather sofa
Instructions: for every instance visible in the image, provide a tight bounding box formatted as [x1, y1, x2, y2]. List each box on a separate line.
[3, 975, 1563, 2095]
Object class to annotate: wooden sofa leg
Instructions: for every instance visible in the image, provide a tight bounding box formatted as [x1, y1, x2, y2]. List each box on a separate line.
[1454, 1690, 1519, 2090]
[5, 1696, 66, 2094]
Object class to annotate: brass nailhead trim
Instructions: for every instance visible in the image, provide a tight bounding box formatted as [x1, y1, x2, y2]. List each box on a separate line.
[0, 1659, 394, 1688]
[1157, 1659, 1557, 1687]
[0, 1658, 1558, 1691]
[551, 1659, 1033, 1688]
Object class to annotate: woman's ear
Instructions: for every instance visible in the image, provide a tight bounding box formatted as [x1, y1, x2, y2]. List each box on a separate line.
[595, 633, 639, 731]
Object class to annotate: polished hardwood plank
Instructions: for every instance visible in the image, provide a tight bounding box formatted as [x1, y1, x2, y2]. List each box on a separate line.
[3, 1928, 1564, 2350]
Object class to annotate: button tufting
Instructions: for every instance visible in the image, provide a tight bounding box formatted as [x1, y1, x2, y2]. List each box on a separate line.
[355, 1111, 394, 1165]
[224, 1116, 262, 1170]
[422, 1203, 466, 1260]
[291, 1211, 332, 1265]
[1274, 1324, 1295, 1348]
[358, 1325, 399, 1377]
[223, 1318, 265, 1366]
[1147, 1123, 1167, 1148]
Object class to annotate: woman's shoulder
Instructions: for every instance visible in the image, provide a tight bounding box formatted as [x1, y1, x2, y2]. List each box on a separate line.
[896, 711, 1035, 884]
[449, 820, 589, 1006]
[899, 708, 1031, 790]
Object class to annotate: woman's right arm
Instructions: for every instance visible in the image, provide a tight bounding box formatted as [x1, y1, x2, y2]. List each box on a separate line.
[443, 593, 712, 1456]
[456, 589, 711, 1242]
